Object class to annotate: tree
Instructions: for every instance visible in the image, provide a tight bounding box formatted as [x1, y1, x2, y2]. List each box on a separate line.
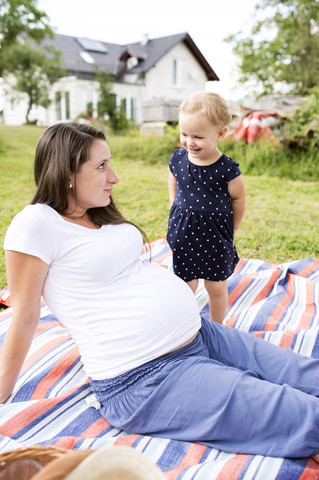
[97, 71, 130, 131]
[97, 71, 117, 119]
[226, 0, 319, 95]
[0, 0, 53, 75]
[2, 41, 64, 123]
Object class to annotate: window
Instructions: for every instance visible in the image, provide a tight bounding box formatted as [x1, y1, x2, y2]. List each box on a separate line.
[130, 97, 137, 121]
[76, 38, 108, 53]
[55, 91, 62, 121]
[173, 59, 184, 87]
[55, 91, 70, 121]
[80, 51, 95, 64]
[127, 57, 138, 70]
[65, 92, 70, 120]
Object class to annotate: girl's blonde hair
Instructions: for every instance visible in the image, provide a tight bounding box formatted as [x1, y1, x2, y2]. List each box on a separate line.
[179, 91, 240, 129]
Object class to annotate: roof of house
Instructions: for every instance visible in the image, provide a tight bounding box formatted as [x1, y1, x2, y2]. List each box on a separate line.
[41, 32, 219, 81]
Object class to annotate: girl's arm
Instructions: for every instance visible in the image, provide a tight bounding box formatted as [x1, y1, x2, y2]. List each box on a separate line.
[0, 251, 49, 403]
[168, 171, 177, 206]
[228, 175, 246, 239]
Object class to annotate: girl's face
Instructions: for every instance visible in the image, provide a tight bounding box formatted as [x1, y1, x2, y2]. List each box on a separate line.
[179, 113, 227, 164]
[69, 139, 119, 213]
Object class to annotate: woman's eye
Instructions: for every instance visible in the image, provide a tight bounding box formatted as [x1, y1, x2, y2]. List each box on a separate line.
[98, 163, 105, 169]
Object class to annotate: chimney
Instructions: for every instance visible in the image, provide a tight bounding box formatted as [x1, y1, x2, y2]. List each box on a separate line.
[141, 34, 149, 46]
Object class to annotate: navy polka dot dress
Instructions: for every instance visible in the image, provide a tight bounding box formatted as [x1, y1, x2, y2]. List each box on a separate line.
[167, 148, 241, 282]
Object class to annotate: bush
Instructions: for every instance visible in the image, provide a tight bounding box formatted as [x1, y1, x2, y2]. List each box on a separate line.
[109, 125, 180, 164]
[288, 87, 319, 139]
[221, 137, 319, 181]
[109, 125, 319, 182]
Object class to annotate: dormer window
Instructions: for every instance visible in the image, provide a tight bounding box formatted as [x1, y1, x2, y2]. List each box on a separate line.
[80, 51, 95, 64]
[127, 56, 138, 70]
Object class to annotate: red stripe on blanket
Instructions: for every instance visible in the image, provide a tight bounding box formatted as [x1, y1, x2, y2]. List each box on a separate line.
[21, 336, 70, 372]
[31, 346, 83, 400]
[216, 454, 250, 479]
[0, 395, 72, 436]
[80, 417, 111, 437]
[279, 330, 296, 348]
[227, 273, 257, 308]
[165, 444, 207, 479]
[251, 269, 282, 306]
[55, 436, 79, 449]
[297, 259, 319, 279]
[234, 258, 248, 274]
[298, 458, 319, 479]
[297, 281, 315, 330]
[263, 274, 295, 331]
[114, 434, 141, 447]
[150, 237, 167, 245]
[35, 320, 62, 334]
[225, 315, 238, 328]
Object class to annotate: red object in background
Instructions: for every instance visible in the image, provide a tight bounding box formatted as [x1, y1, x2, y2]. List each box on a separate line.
[233, 110, 278, 144]
[0, 285, 11, 307]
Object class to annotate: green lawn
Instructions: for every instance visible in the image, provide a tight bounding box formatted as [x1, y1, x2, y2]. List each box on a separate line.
[0, 124, 318, 290]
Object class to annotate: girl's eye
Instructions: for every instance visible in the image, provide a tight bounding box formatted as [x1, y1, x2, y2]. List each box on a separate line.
[98, 162, 106, 170]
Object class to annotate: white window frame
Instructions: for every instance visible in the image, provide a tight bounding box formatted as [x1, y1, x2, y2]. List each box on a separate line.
[173, 59, 184, 87]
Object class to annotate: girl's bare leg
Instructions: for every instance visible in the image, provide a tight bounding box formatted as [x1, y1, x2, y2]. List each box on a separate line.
[186, 279, 199, 294]
[204, 279, 228, 324]
[312, 454, 319, 463]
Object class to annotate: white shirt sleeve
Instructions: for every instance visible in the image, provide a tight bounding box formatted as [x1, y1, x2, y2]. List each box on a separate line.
[4, 204, 55, 265]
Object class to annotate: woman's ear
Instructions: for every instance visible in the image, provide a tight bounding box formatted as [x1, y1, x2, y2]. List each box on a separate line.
[218, 127, 228, 141]
[69, 173, 75, 189]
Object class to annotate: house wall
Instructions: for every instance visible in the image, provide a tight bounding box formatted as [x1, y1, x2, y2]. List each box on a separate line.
[45, 77, 99, 126]
[142, 42, 208, 104]
[127, 42, 208, 125]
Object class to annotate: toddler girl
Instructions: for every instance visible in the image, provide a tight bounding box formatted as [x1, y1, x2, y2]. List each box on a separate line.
[167, 91, 245, 324]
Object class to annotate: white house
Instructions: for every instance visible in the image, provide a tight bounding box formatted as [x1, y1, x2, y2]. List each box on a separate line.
[1, 32, 219, 127]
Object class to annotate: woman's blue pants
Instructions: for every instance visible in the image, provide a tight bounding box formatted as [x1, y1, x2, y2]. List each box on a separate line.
[91, 318, 319, 458]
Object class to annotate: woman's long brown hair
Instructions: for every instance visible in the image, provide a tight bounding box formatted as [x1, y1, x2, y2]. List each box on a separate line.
[31, 122, 148, 242]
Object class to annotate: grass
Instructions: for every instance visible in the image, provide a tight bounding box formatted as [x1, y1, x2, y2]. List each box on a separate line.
[0, 124, 318, 291]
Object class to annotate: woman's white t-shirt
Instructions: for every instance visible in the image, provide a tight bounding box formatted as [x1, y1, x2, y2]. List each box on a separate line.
[4, 204, 201, 379]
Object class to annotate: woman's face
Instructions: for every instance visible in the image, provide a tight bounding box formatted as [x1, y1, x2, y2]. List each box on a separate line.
[69, 139, 119, 212]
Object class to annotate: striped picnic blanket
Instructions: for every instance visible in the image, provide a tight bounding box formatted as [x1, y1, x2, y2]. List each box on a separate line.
[1, 237, 319, 479]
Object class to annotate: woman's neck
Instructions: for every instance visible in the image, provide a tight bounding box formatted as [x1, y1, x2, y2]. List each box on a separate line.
[61, 211, 100, 229]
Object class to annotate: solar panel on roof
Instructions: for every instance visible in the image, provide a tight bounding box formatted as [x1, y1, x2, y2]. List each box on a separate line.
[76, 37, 108, 53]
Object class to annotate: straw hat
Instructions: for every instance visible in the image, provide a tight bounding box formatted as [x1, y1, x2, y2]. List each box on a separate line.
[65, 446, 165, 480]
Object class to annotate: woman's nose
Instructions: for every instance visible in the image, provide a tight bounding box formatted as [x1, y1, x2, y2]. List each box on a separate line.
[108, 166, 119, 184]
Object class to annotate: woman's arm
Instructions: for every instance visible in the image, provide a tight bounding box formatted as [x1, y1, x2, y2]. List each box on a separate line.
[168, 171, 177, 206]
[228, 175, 246, 240]
[0, 251, 49, 403]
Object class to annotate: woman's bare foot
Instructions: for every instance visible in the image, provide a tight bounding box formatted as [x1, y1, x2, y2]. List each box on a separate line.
[312, 454, 319, 463]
